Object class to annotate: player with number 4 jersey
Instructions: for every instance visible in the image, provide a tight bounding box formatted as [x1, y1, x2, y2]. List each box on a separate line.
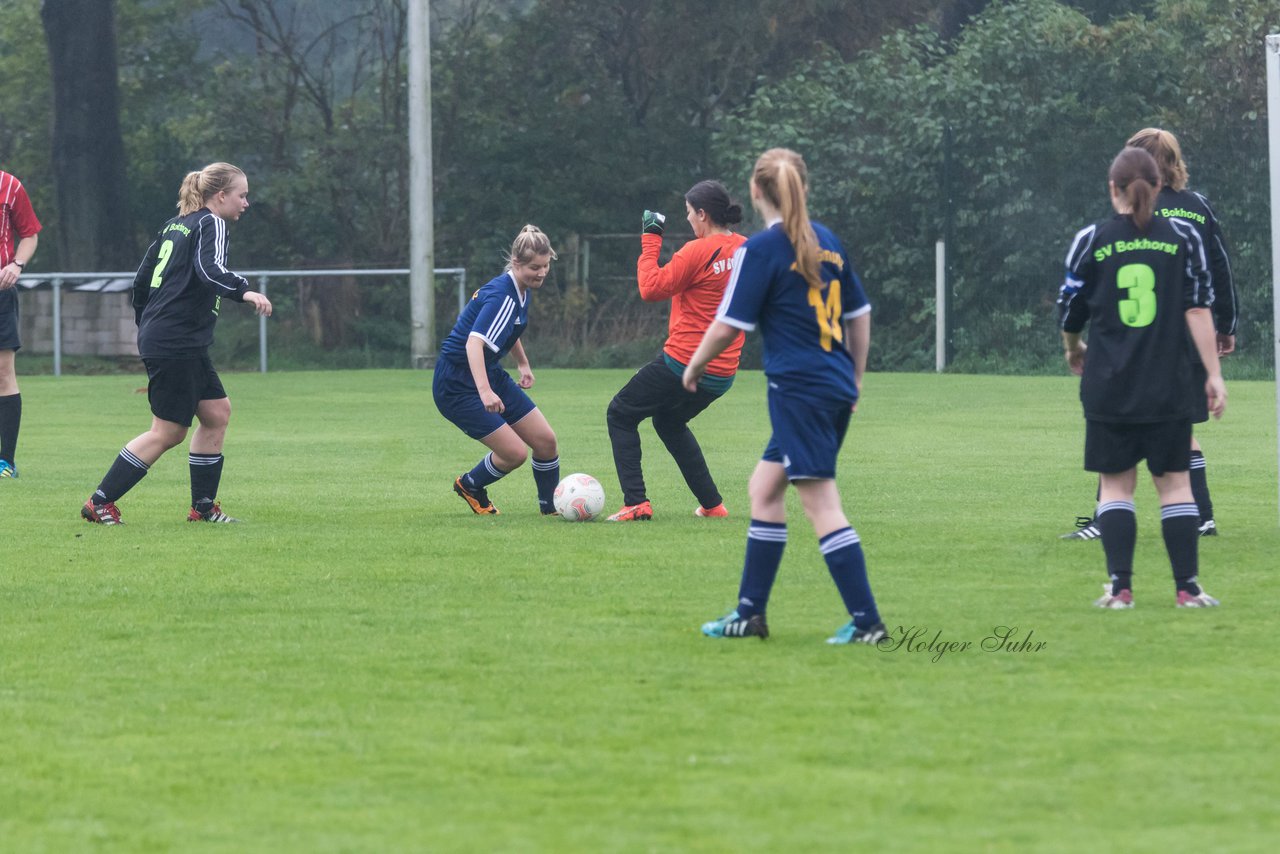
[683, 148, 886, 646]
[717, 214, 869, 408]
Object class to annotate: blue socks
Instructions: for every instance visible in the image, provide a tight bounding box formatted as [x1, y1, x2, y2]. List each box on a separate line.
[531, 456, 560, 513]
[463, 452, 506, 491]
[735, 520, 787, 619]
[820, 527, 881, 629]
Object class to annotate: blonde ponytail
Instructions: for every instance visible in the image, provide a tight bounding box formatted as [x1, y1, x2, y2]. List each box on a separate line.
[176, 162, 245, 215]
[506, 224, 557, 270]
[753, 148, 821, 289]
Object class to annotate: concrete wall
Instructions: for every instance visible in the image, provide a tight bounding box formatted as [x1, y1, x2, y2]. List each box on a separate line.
[18, 290, 138, 356]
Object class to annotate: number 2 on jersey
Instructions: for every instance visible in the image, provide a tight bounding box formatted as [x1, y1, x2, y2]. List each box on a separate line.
[1116, 263, 1156, 328]
[149, 239, 175, 289]
[808, 279, 843, 351]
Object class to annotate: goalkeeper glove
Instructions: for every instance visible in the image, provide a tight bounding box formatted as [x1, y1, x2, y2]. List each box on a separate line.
[642, 210, 666, 236]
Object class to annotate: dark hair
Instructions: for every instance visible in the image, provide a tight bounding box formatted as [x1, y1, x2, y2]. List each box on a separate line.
[1109, 147, 1160, 232]
[684, 180, 743, 227]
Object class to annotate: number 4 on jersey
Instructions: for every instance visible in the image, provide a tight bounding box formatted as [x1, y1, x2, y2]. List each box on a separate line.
[808, 279, 843, 351]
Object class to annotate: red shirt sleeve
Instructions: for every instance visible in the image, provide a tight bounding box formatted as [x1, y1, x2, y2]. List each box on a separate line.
[636, 233, 706, 302]
[7, 178, 42, 239]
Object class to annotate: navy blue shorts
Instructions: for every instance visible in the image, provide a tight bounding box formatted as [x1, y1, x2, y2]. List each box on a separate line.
[761, 388, 852, 480]
[432, 357, 537, 440]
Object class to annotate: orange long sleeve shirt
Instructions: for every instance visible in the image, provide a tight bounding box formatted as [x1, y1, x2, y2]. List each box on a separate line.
[637, 231, 746, 377]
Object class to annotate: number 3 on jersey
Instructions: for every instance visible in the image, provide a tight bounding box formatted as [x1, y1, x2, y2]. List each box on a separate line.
[149, 239, 175, 289]
[1116, 263, 1156, 328]
[808, 279, 843, 351]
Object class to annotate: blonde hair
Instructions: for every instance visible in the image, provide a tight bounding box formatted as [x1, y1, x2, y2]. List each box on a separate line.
[1126, 128, 1188, 191]
[177, 162, 246, 216]
[505, 224, 557, 271]
[752, 148, 821, 289]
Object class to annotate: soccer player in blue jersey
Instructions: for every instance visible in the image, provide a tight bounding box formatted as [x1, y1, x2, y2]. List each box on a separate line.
[1057, 147, 1225, 608]
[435, 224, 560, 515]
[683, 148, 887, 645]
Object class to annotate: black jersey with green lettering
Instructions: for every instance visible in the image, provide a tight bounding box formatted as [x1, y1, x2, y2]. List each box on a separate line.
[1153, 186, 1237, 337]
[1057, 213, 1211, 423]
[131, 207, 249, 358]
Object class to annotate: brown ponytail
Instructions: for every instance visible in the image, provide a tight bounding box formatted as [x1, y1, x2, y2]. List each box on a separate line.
[1109, 147, 1160, 232]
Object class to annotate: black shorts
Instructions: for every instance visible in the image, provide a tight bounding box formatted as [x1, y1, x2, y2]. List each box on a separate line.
[0, 288, 19, 351]
[144, 356, 227, 426]
[1085, 418, 1192, 476]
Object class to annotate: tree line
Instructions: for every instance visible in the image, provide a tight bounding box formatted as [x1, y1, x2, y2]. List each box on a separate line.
[1, 0, 1271, 372]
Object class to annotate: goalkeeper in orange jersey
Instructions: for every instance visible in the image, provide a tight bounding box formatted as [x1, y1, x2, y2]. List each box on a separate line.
[605, 180, 747, 521]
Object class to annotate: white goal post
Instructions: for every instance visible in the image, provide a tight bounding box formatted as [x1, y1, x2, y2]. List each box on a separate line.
[1268, 34, 1280, 524]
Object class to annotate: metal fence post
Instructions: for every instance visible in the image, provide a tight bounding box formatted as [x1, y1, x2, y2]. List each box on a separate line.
[258, 276, 269, 373]
[52, 278, 63, 377]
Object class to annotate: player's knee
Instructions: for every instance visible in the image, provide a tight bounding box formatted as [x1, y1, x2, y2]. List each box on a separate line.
[154, 426, 188, 449]
[748, 481, 784, 512]
[605, 397, 630, 428]
[534, 430, 558, 460]
[498, 446, 529, 470]
[199, 398, 231, 429]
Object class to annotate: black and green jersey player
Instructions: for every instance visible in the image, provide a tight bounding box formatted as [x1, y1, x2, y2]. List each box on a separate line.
[1062, 127, 1238, 540]
[80, 163, 273, 526]
[1057, 146, 1226, 609]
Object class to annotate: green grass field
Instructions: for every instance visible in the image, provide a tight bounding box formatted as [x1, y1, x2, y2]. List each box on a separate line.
[3, 368, 1278, 852]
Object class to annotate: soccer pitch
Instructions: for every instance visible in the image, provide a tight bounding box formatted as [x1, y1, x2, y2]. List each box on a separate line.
[3, 368, 1278, 851]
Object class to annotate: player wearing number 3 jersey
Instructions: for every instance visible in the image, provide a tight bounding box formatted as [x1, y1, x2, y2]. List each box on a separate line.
[81, 163, 272, 526]
[683, 148, 887, 645]
[1057, 146, 1224, 609]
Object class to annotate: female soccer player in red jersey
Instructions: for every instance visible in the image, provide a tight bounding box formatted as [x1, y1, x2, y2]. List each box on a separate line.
[605, 180, 747, 522]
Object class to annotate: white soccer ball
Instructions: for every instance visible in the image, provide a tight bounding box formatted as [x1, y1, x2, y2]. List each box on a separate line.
[553, 473, 606, 522]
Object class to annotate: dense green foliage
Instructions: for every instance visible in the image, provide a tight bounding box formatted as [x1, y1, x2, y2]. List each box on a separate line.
[4, 369, 1279, 848]
[717, 0, 1276, 373]
[1, 0, 1276, 372]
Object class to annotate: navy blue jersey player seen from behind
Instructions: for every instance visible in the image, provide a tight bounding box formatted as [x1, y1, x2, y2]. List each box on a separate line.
[1057, 146, 1225, 609]
[435, 224, 560, 515]
[683, 148, 887, 645]
[82, 162, 273, 525]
